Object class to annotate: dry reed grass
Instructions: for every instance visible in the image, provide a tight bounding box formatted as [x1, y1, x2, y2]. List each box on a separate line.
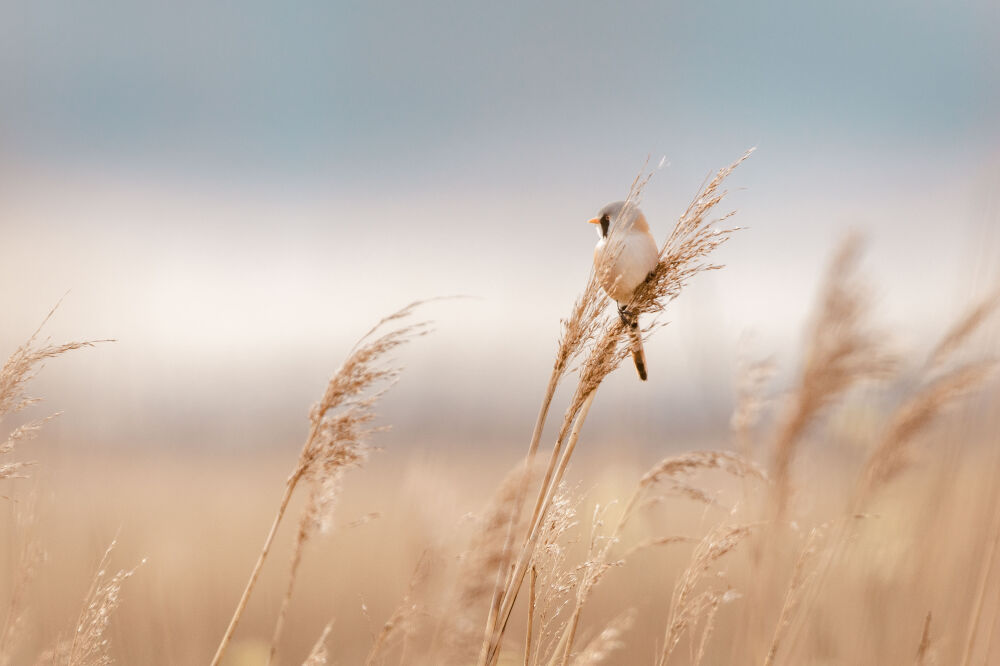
[480, 149, 753, 666]
[1, 304, 114, 666]
[33, 539, 143, 666]
[769, 236, 896, 519]
[1, 303, 111, 483]
[3, 157, 999, 666]
[211, 301, 432, 666]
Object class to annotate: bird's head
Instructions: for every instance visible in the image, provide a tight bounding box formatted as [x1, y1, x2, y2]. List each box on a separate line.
[587, 201, 647, 239]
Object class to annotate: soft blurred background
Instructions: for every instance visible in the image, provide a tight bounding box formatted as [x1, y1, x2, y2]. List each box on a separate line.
[1, 1, 999, 664]
[2, 0, 999, 450]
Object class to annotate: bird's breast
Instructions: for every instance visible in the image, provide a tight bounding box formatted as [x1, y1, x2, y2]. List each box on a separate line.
[593, 231, 659, 303]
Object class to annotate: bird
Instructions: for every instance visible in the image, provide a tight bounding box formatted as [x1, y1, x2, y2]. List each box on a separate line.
[588, 201, 659, 381]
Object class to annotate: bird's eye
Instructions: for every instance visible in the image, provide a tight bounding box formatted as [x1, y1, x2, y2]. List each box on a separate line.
[600, 214, 609, 225]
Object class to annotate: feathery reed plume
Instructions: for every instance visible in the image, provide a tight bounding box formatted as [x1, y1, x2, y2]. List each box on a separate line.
[527, 485, 579, 666]
[270, 362, 403, 666]
[547, 451, 763, 664]
[639, 451, 766, 489]
[36, 540, 143, 666]
[928, 294, 998, 369]
[731, 354, 775, 567]
[781, 310, 987, 657]
[770, 236, 895, 519]
[570, 609, 635, 666]
[301, 622, 333, 666]
[70, 544, 144, 666]
[364, 554, 432, 666]
[547, 502, 624, 666]
[731, 354, 775, 460]
[544, 453, 757, 665]
[763, 525, 827, 666]
[1, 303, 111, 482]
[858, 295, 997, 502]
[626, 150, 753, 324]
[863, 363, 992, 497]
[482, 150, 752, 666]
[437, 460, 538, 663]
[658, 524, 751, 666]
[212, 302, 431, 666]
[692, 594, 721, 666]
[0, 305, 111, 665]
[626, 450, 767, 531]
[758, 255, 991, 663]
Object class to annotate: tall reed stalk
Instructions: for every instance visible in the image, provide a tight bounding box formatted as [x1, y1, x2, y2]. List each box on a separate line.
[479, 150, 753, 665]
[770, 285, 996, 665]
[211, 302, 430, 666]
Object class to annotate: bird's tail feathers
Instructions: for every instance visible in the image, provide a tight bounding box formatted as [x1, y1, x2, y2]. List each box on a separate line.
[631, 343, 648, 381]
[622, 311, 648, 381]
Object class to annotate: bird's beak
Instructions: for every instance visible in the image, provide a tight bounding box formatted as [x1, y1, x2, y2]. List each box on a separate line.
[587, 217, 601, 225]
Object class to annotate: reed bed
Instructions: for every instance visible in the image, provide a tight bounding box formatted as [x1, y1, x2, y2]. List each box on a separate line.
[2, 152, 998, 665]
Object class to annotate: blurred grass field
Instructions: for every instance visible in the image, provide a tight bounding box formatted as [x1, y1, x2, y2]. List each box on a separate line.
[2, 391, 998, 665]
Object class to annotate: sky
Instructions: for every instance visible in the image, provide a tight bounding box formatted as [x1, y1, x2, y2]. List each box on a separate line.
[1, 0, 998, 452]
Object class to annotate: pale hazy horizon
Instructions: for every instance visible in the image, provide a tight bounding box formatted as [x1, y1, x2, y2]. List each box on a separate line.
[2, 0, 998, 453]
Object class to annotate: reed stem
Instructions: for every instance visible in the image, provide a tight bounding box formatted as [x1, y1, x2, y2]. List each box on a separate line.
[210, 468, 302, 666]
[485, 389, 598, 666]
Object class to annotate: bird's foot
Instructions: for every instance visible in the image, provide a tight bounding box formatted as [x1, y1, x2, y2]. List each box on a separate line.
[617, 305, 639, 329]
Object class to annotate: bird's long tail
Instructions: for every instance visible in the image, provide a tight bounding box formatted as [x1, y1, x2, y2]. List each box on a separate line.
[621, 309, 648, 381]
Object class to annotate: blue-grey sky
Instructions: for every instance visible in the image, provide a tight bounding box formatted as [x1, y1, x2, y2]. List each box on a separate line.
[2, 0, 998, 183]
[1, 1, 998, 451]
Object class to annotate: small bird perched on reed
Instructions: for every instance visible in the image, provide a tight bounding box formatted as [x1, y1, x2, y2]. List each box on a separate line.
[588, 201, 658, 380]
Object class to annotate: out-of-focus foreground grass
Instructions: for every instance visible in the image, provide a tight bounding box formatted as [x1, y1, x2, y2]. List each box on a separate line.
[2, 408, 999, 665]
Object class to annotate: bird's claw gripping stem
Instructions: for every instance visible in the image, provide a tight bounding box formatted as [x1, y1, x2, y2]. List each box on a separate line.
[617, 304, 638, 329]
